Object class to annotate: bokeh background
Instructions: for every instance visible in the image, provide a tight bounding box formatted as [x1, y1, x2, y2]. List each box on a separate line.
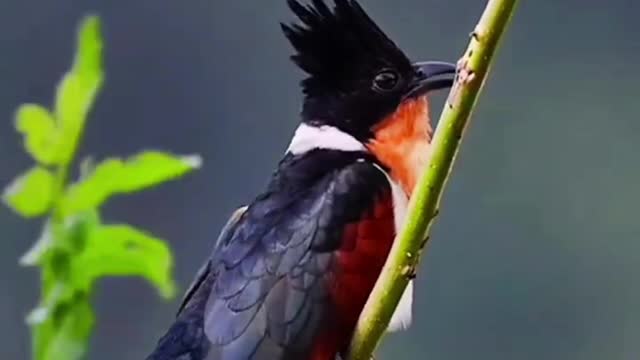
[1, 1, 639, 359]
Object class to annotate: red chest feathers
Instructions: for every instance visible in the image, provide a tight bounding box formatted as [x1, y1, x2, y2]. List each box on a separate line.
[309, 191, 396, 359]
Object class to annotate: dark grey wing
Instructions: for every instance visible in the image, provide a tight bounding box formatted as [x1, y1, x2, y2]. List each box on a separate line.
[146, 207, 248, 360]
[146, 151, 390, 360]
[177, 207, 249, 315]
[203, 158, 389, 360]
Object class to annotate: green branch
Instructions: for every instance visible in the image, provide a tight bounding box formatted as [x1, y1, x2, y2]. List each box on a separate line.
[346, 0, 519, 359]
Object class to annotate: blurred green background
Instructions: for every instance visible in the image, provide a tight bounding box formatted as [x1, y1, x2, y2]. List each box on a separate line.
[1, 1, 639, 359]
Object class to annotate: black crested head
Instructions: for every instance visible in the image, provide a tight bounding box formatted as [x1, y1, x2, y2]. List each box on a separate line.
[282, 0, 411, 139]
[282, 0, 412, 96]
[281, 0, 454, 141]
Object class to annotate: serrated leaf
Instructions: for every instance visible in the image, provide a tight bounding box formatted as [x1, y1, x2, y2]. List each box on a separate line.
[43, 297, 94, 360]
[15, 104, 60, 165]
[60, 151, 201, 215]
[71, 224, 176, 298]
[54, 15, 104, 165]
[3, 167, 55, 217]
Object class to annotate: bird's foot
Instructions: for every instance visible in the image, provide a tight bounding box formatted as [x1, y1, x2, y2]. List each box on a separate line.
[447, 52, 476, 108]
[456, 55, 476, 85]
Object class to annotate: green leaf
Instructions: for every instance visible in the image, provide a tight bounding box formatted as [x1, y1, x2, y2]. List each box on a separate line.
[54, 15, 104, 165]
[20, 221, 56, 266]
[21, 211, 101, 266]
[71, 224, 176, 298]
[3, 167, 55, 217]
[15, 104, 60, 165]
[60, 151, 201, 215]
[43, 297, 94, 360]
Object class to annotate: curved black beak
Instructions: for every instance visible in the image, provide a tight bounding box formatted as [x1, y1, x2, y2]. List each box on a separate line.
[406, 61, 457, 98]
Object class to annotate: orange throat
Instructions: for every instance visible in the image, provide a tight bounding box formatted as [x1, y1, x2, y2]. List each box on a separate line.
[366, 96, 433, 195]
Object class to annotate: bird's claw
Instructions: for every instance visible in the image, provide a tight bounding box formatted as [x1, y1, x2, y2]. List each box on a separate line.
[456, 56, 476, 85]
[447, 53, 476, 108]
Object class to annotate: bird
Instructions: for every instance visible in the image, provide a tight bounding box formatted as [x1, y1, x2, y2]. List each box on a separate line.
[146, 0, 456, 359]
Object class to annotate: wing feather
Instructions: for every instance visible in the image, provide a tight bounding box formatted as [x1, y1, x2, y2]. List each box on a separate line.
[147, 152, 394, 360]
[204, 158, 389, 359]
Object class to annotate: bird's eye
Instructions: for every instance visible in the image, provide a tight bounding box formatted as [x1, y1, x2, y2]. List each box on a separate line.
[373, 69, 400, 92]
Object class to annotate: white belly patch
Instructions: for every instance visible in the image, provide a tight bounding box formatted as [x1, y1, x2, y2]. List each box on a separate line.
[373, 165, 413, 333]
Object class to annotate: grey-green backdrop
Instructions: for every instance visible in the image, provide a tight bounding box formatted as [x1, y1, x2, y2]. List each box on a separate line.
[1, 1, 639, 359]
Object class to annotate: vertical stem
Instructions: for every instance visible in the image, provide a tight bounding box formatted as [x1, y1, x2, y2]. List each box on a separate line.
[33, 69, 90, 360]
[346, 1, 519, 359]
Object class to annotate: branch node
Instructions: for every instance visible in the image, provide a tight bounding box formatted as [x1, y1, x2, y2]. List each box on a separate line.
[471, 26, 487, 41]
[401, 265, 417, 280]
[447, 55, 477, 108]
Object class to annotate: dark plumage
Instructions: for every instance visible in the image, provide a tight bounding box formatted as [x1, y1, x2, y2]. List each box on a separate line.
[146, 150, 393, 360]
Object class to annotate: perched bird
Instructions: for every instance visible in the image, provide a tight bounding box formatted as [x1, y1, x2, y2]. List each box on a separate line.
[147, 0, 455, 359]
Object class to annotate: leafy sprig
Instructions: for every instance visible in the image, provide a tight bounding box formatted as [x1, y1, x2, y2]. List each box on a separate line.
[2, 16, 200, 360]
